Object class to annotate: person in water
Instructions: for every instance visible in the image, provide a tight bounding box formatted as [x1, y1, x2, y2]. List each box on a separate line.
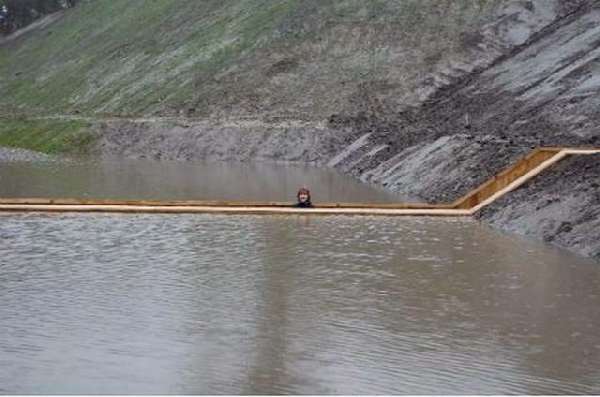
[295, 187, 313, 208]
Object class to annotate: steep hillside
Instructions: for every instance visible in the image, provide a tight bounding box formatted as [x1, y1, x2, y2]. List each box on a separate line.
[1, 0, 501, 118]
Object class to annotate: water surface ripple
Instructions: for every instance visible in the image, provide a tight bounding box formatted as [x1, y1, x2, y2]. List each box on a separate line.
[1, 214, 600, 394]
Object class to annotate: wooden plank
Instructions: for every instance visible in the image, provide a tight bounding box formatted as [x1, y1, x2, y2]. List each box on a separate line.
[0, 204, 471, 217]
[467, 151, 570, 214]
[451, 149, 560, 209]
[0, 197, 454, 209]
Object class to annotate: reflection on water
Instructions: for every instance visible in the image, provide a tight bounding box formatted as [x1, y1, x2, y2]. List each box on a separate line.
[1, 214, 599, 394]
[0, 158, 405, 203]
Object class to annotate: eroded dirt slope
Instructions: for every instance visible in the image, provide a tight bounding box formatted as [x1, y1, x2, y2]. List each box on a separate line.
[330, 0, 600, 258]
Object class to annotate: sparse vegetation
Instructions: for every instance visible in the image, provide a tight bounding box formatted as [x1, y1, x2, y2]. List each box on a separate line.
[0, 117, 94, 154]
[0, 0, 496, 119]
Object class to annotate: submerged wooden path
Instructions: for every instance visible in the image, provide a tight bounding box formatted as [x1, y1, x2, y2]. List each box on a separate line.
[0, 147, 598, 216]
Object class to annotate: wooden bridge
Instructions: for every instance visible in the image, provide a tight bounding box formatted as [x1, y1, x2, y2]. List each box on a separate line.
[0, 147, 598, 216]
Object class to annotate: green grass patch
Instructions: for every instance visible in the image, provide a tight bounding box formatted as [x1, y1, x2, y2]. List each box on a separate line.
[0, 118, 95, 154]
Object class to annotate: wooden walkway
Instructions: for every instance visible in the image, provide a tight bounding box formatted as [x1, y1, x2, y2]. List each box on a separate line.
[0, 147, 598, 216]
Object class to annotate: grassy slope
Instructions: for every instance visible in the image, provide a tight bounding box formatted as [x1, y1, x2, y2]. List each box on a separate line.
[1, 0, 496, 119]
[0, 118, 92, 154]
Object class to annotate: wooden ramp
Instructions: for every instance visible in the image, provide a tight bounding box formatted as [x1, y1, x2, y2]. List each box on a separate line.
[0, 147, 598, 217]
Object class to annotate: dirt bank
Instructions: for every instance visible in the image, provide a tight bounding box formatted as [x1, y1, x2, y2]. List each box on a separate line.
[93, 118, 342, 163]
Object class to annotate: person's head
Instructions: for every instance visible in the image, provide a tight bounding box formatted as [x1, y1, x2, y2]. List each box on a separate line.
[297, 187, 311, 204]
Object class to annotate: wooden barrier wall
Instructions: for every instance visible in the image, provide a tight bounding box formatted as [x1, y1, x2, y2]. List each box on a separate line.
[0, 147, 598, 216]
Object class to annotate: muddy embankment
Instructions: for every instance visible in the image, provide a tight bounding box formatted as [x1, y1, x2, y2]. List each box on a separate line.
[91, 1, 600, 260]
[329, 0, 600, 259]
[94, 118, 342, 164]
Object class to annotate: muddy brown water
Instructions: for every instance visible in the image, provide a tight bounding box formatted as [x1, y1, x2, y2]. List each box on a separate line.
[1, 159, 600, 394]
[0, 158, 405, 203]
